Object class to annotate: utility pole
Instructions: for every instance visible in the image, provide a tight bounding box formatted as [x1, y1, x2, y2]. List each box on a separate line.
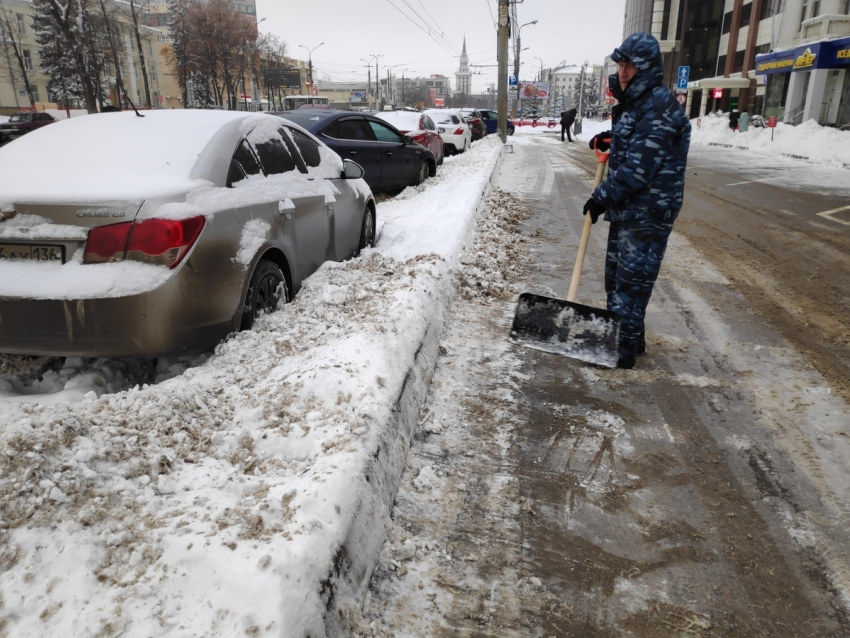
[496, 0, 509, 142]
[575, 61, 588, 134]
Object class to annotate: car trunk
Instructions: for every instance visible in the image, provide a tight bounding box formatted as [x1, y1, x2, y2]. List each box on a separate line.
[0, 202, 142, 265]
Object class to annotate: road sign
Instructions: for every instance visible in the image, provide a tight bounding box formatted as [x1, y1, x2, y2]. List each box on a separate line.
[157, 94, 163, 103]
[767, 116, 777, 128]
[677, 77, 689, 90]
[509, 75, 518, 87]
[678, 66, 690, 79]
[676, 93, 687, 106]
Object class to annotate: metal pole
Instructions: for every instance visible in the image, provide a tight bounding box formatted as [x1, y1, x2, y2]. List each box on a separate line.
[497, 0, 509, 142]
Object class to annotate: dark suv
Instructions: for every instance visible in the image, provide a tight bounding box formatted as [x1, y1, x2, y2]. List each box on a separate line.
[0, 112, 57, 145]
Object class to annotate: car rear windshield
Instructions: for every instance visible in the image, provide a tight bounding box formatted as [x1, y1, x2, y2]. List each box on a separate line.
[9, 114, 31, 122]
[276, 112, 334, 128]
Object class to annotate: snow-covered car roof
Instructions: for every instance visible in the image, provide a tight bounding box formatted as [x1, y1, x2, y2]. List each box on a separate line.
[423, 109, 459, 124]
[374, 111, 424, 133]
[0, 110, 271, 205]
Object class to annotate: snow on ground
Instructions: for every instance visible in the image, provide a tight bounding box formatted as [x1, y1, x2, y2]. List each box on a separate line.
[690, 112, 850, 168]
[0, 136, 504, 638]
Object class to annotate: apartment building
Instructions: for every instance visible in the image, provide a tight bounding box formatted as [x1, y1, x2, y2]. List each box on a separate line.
[0, 0, 171, 113]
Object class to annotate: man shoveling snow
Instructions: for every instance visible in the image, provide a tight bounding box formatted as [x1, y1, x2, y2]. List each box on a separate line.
[583, 32, 691, 369]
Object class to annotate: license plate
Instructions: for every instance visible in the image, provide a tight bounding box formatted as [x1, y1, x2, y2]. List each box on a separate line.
[0, 243, 65, 263]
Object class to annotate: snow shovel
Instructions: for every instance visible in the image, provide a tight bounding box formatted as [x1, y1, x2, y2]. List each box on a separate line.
[508, 144, 621, 368]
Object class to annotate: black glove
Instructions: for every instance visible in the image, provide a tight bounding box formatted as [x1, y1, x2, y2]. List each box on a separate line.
[583, 198, 605, 224]
[589, 132, 612, 153]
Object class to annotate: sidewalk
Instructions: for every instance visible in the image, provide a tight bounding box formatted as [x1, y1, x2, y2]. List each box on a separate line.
[359, 134, 850, 636]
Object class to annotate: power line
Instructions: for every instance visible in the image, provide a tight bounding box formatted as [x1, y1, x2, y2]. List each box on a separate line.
[383, 0, 458, 58]
[483, 0, 496, 29]
[399, 0, 459, 55]
[414, 0, 461, 52]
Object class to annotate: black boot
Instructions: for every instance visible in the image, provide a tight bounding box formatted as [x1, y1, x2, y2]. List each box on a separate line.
[637, 332, 646, 356]
[617, 357, 636, 370]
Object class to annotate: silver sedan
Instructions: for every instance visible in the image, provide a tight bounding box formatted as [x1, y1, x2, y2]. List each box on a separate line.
[0, 110, 376, 357]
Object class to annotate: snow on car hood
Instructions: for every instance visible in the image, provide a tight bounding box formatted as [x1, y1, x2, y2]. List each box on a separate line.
[0, 110, 255, 205]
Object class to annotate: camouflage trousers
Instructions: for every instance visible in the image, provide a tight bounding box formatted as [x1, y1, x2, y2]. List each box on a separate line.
[604, 216, 675, 361]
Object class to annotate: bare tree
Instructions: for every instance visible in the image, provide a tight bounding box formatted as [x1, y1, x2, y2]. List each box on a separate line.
[127, 0, 151, 107]
[164, 0, 261, 110]
[0, 8, 35, 108]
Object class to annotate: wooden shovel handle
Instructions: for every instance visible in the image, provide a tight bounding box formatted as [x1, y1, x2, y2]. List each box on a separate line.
[567, 157, 609, 303]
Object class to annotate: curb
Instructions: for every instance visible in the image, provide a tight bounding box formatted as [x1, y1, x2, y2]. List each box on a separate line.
[706, 142, 850, 169]
[320, 143, 512, 635]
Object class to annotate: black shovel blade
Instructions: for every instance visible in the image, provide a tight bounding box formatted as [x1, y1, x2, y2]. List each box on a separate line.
[508, 292, 621, 368]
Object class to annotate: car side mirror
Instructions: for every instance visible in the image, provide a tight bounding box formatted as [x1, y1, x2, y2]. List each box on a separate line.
[342, 159, 364, 180]
[404, 135, 413, 145]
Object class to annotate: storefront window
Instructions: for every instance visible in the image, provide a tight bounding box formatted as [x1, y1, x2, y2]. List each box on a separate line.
[764, 73, 790, 117]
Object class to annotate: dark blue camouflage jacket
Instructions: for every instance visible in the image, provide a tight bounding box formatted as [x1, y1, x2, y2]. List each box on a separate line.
[592, 33, 691, 223]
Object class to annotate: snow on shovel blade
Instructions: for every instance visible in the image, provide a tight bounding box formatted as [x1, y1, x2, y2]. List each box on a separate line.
[508, 292, 621, 368]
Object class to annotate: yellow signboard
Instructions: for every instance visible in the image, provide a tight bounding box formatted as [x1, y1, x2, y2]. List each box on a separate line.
[794, 48, 817, 69]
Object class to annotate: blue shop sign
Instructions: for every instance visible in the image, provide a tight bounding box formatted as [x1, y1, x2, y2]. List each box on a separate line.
[756, 36, 850, 74]
[823, 36, 850, 67]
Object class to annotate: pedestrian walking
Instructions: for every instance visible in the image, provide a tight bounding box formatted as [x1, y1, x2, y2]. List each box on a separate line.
[560, 108, 577, 142]
[738, 109, 750, 132]
[582, 33, 691, 369]
[729, 108, 740, 131]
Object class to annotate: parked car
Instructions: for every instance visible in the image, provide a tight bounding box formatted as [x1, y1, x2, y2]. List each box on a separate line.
[422, 109, 471, 155]
[456, 109, 487, 141]
[373, 111, 445, 166]
[478, 109, 515, 136]
[0, 111, 57, 145]
[276, 109, 438, 193]
[0, 110, 375, 357]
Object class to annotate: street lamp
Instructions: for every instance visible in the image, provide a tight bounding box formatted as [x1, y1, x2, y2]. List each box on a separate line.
[400, 68, 409, 105]
[361, 54, 384, 107]
[534, 57, 544, 82]
[299, 42, 324, 95]
[244, 17, 266, 112]
[513, 20, 537, 116]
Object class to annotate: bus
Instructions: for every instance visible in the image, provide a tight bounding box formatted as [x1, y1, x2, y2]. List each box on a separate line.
[283, 95, 330, 110]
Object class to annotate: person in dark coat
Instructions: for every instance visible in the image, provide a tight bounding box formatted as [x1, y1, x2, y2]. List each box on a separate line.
[582, 33, 691, 369]
[560, 108, 577, 142]
[729, 108, 740, 131]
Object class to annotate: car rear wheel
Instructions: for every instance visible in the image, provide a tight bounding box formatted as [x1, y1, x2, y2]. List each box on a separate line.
[355, 206, 376, 257]
[241, 260, 288, 330]
[416, 161, 428, 186]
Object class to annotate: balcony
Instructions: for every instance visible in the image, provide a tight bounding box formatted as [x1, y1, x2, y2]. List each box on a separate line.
[801, 14, 850, 41]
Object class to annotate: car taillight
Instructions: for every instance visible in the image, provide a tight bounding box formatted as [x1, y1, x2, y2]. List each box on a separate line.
[84, 216, 205, 268]
[84, 222, 132, 264]
[470, 118, 481, 124]
[453, 128, 465, 135]
[413, 133, 426, 143]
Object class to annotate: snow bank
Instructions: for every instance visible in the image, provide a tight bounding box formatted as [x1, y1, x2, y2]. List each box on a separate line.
[691, 113, 850, 169]
[0, 135, 505, 638]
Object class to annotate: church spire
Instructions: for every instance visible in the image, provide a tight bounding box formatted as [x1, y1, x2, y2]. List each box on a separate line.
[462, 35, 467, 55]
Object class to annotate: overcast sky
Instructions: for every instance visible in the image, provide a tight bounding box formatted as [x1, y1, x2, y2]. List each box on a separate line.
[256, 0, 627, 92]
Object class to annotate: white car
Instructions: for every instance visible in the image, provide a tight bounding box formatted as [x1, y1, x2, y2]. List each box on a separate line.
[423, 109, 471, 155]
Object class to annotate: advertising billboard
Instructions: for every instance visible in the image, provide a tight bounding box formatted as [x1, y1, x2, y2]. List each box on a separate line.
[263, 68, 302, 89]
[519, 82, 550, 99]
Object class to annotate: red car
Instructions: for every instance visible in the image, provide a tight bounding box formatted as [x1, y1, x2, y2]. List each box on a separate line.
[0, 112, 57, 145]
[374, 111, 445, 166]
